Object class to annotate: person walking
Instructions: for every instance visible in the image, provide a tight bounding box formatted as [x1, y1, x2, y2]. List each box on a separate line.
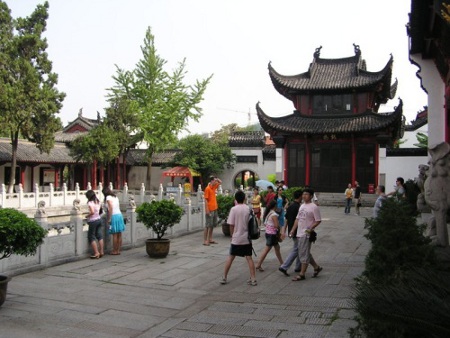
[85, 190, 104, 259]
[220, 190, 257, 286]
[264, 185, 276, 206]
[203, 176, 222, 246]
[354, 181, 362, 215]
[373, 185, 387, 218]
[102, 187, 125, 255]
[289, 188, 322, 281]
[387, 177, 406, 200]
[255, 199, 284, 272]
[276, 187, 288, 227]
[251, 187, 262, 227]
[279, 189, 302, 276]
[344, 183, 353, 214]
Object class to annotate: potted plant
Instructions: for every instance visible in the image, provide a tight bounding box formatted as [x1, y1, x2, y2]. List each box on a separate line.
[217, 194, 235, 236]
[0, 208, 47, 307]
[136, 199, 183, 258]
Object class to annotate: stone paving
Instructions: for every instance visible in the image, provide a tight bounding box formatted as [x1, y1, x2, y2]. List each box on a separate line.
[0, 206, 371, 338]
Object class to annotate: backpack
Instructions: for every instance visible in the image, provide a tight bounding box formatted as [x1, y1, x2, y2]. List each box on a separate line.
[248, 208, 260, 240]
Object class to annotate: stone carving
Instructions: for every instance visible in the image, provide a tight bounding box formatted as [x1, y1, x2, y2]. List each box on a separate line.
[129, 194, 136, 208]
[73, 199, 81, 212]
[423, 142, 450, 247]
[36, 200, 46, 216]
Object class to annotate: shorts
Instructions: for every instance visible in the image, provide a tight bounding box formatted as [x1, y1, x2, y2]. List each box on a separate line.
[297, 236, 312, 264]
[205, 210, 218, 228]
[229, 243, 253, 257]
[87, 219, 103, 242]
[265, 233, 279, 247]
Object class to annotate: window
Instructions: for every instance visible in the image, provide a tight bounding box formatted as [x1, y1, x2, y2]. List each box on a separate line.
[236, 156, 257, 163]
[312, 94, 352, 114]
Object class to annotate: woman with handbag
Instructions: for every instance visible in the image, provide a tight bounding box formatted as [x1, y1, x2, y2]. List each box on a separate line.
[85, 190, 104, 259]
[255, 199, 284, 272]
[251, 187, 262, 227]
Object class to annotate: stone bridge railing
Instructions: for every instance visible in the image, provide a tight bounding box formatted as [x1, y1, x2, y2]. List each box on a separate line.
[0, 185, 207, 276]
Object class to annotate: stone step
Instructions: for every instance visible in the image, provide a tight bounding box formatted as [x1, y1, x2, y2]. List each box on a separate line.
[315, 192, 377, 207]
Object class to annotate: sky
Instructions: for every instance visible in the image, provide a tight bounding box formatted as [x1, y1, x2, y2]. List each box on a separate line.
[6, 0, 427, 138]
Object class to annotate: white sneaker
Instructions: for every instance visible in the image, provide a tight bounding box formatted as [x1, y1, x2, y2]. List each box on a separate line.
[220, 277, 227, 285]
[246, 279, 257, 286]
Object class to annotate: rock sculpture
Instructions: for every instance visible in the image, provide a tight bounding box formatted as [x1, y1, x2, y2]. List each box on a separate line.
[423, 142, 450, 247]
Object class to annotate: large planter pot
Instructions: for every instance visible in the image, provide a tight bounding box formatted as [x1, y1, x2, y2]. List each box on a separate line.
[145, 238, 170, 258]
[222, 222, 231, 237]
[0, 274, 11, 307]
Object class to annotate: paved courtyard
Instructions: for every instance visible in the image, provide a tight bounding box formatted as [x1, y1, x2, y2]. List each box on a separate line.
[0, 206, 371, 338]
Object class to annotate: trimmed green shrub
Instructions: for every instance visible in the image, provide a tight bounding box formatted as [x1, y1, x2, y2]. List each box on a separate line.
[350, 198, 443, 337]
[217, 194, 235, 223]
[136, 199, 183, 240]
[0, 208, 47, 260]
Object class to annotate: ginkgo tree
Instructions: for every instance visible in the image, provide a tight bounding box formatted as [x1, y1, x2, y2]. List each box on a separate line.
[0, 1, 65, 193]
[108, 27, 212, 188]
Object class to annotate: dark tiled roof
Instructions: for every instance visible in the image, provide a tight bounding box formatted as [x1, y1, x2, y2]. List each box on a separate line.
[126, 149, 179, 166]
[262, 144, 276, 161]
[269, 46, 395, 101]
[63, 114, 99, 133]
[405, 108, 428, 131]
[54, 130, 88, 143]
[0, 138, 82, 164]
[386, 147, 428, 157]
[229, 131, 265, 147]
[256, 100, 403, 135]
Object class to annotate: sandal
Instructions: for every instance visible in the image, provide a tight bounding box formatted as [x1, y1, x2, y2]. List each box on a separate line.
[247, 279, 257, 286]
[313, 266, 323, 278]
[209, 240, 218, 244]
[292, 274, 306, 281]
[256, 266, 264, 272]
[90, 254, 100, 259]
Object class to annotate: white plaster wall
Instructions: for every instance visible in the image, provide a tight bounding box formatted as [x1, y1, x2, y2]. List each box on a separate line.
[127, 166, 165, 192]
[382, 155, 428, 191]
[401, 126, 428, 148]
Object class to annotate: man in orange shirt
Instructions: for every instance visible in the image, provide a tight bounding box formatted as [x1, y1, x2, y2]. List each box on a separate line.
[203, 176, 222, 246]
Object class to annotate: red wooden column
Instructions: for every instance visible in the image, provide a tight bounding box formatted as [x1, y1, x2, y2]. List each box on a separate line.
[54, 168, 59, 189]
[374, 144, 379, 188]
[305, 138, 310, 186]
[83, 166, 88, 189]
[115, 157, 120, 189]
[92, 160, 98, 189]
[20, 166, 26, 190]
[351, 135, 356, 185]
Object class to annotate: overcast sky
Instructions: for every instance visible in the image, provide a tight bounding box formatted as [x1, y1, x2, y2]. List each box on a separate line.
[7, 0, 427, 137]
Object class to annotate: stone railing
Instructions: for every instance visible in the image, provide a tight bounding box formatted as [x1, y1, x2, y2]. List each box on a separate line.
[0, 188, 206, 276]
[0, 182, 207, 210]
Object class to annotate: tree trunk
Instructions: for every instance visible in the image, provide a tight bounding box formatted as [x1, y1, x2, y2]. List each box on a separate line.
[7, 132, 19, 194]
[146, 152, 153, 191]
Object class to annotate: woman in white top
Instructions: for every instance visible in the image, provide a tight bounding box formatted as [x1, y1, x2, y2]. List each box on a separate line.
[102, 187, 125, 255]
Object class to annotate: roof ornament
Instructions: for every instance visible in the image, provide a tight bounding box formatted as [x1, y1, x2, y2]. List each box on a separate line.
[353, 43, 361, 56]
[78, 108, 83, 117]
[313, 46, 322, 59]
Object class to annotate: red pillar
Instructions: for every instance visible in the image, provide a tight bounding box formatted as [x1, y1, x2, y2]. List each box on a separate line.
[20, 166, 26, 190]
[100, 165, 104, 187]
[305, 138, 310, 186]
[83, 166, 88, 189]
[374, 144, 379, 188]
[115, 157, 120, 189]
[351, 135, 356, 185]
[92, 160, 97, 189]
[54, 169, 59, 189]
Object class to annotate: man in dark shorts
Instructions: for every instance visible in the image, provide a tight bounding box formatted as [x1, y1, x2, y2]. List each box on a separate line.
[220, 190, 257, 286]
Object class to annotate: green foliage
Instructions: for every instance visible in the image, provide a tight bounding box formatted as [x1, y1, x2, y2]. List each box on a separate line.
[350, 198, 440, 337]
[267, 174, 276, 184]
[413, 132, 428, 148]
[217, 194, 235, 223]
[108, 27, 212, 186]
[283, 187, 304, 204]
[0, 208, 47, 260]
[169, 134, 235, 185]
[136, 199, 183, 240]
[0, 1, 65, 192]
[404, 179, 421, 214]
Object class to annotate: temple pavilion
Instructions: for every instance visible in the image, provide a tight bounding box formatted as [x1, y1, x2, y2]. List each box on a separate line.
[257, 45, 404, 193]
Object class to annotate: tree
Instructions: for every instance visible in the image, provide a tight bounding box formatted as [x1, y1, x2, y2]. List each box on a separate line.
[0, 1, 65, 192]
[108, 27, 212, 188]
[413, 132, 428, 148]
[169, 134, 235, 185]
